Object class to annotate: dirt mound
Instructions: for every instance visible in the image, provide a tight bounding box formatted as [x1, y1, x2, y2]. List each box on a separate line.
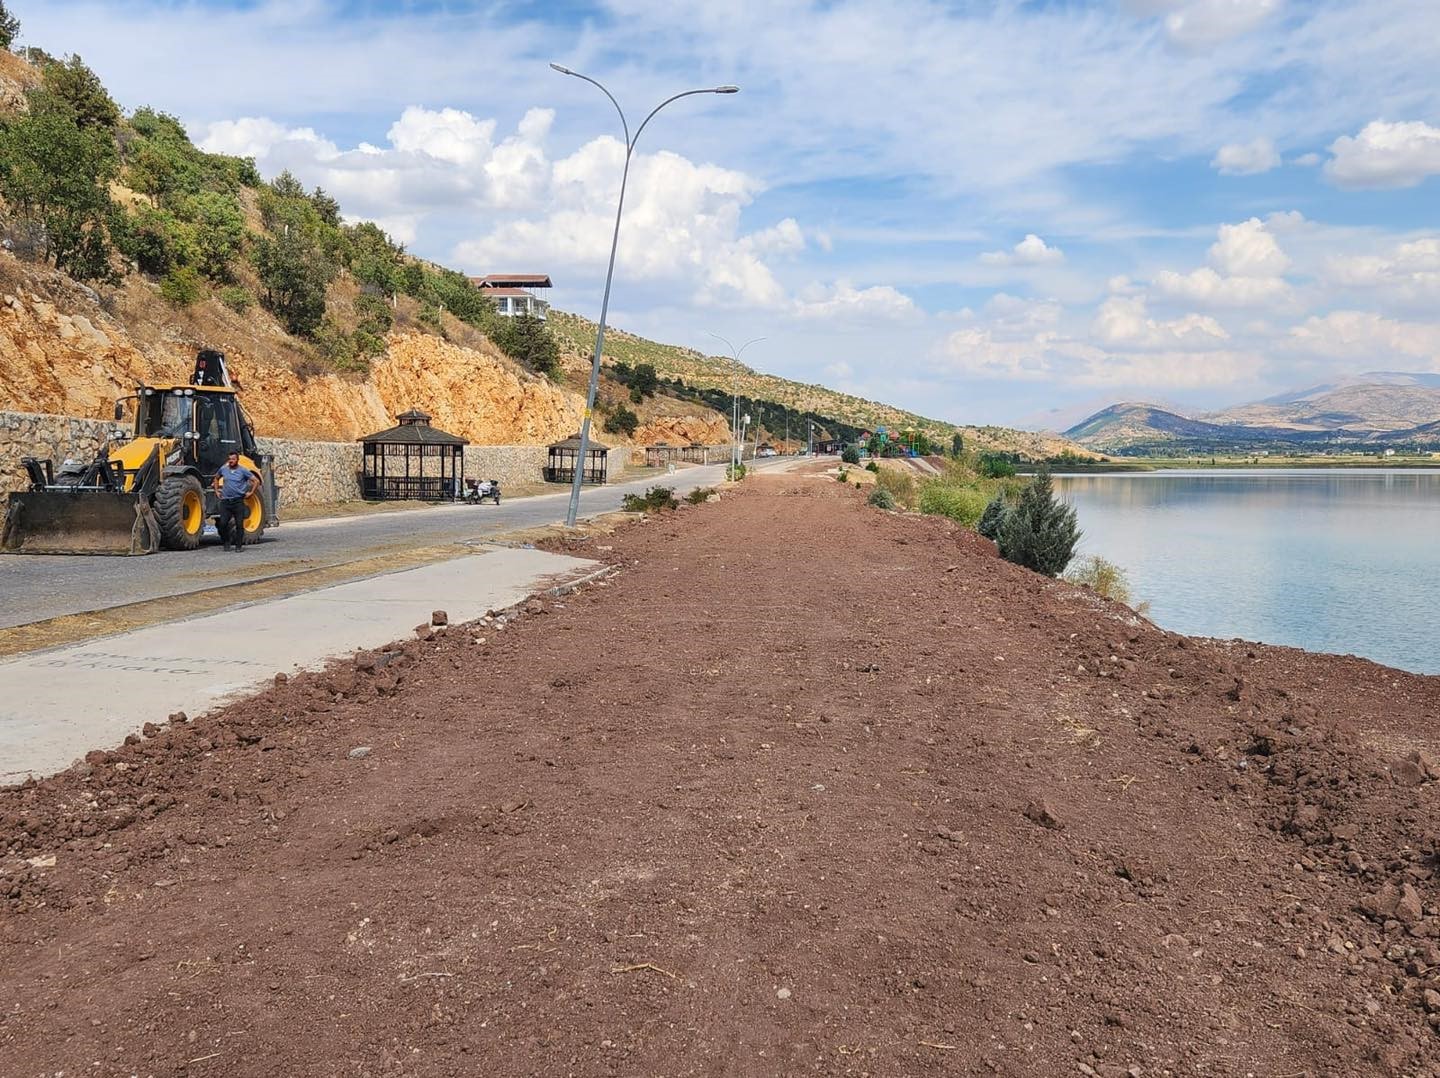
[2, 483, 1439, 1076]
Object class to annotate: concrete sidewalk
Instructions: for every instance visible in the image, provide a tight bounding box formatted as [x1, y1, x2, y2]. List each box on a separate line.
[0, 545, 600, 780]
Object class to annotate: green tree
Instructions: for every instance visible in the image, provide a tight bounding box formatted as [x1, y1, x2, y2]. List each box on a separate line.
[251, 229, 333, 336]
[159, 265, 203, 306]
[185, 191, 246, 280]
[348, 221, 403, 291]
[41, 56, 121, 132]
[354, 292, 394, 337]
[997, 467, 1079, 577]
[976, 492, 1009, 541]
[980, 453, 1017, 478]
[0, 92, 119, 279]
[629, 362, 659, 403]
[0, 3, 20, 49]
[951, 431, 964, 458]
[310, 187, 341, 227]
[112, 205, 188, 275]
[605, 405, 640, 437]
[495, 314, 560, 377]
[840, 444, 860, 465]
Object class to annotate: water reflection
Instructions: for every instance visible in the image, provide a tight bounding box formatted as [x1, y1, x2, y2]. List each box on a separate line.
[1053, 470, 1440, 675]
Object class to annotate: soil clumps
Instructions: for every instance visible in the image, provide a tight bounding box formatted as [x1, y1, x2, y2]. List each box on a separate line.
[3, 479, 1439, 1076]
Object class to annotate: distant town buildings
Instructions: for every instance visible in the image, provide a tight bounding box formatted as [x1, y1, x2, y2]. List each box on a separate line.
[470, 274, 553, 320]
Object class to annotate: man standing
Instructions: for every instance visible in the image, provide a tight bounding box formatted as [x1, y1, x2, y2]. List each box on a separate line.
[214, 450, 259, 552]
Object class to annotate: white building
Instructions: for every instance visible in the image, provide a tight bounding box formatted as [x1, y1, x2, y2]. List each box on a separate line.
[471, 274, 552, 319]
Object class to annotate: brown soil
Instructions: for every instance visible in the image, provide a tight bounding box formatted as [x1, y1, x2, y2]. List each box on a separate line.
[3, 479, 1440, 1077]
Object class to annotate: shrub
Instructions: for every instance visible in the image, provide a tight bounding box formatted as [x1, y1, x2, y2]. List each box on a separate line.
[951, 432, 964, 458]
[836, 469, 848, 483]
[865, 461, 879, 473]
[620, 485, 678, 513]
[997, 467, 1080, 577]
[979, 453, 1017, 478]
[867, 488, 896, 510]
[685, 486, 714, 505]
[494, 313, 560, 378]
[875, 467, 916, 509]
[354, 292, 394, 336]
[976, 492, 1009, 541]
[219, 286, 253, 313]
[726, 462, 747, 482]
[1063, 555, 1134, 604]
[840, 444, 860, 465]
[605, 405, 639, 438]
[918, 483, 990, 526]
[159, 265, 203, 306]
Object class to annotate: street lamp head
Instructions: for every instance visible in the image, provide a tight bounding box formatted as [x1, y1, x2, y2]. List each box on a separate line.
[714, 85, 740, 94]
[549, 62, 577, 76]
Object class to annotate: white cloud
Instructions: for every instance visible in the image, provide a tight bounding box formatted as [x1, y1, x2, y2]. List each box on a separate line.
[1147, 216, 1292, 309]
[1152, 268, 1290, 307]
[1208, 217, 1290, 276]
[1092, 295, 1231, 349]
[1325, 120, 1440, 189]
[1322, 237, 1440, 310]
[1211, 136, 1280, 175]
[1292, 152, 1321, 167]
[1286, 311, 1440, 370]
[1161, 0, 1284, 48]
[793, 283, 918, 321]
[979, 234, 1065, 267]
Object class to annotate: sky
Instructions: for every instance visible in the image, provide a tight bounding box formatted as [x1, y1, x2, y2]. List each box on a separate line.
[13, 0, 1440, 428]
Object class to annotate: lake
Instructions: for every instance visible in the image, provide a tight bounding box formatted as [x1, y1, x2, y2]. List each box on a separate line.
[1052, 469, 1440, 675]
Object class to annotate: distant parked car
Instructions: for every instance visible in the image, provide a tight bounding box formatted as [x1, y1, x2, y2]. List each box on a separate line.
[757, 447, 778, 457]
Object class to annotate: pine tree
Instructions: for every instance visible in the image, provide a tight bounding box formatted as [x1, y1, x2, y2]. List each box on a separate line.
[976, 492, 1009, 541]
[998, 466, 1079, 577]
[0, 3, 20, 49]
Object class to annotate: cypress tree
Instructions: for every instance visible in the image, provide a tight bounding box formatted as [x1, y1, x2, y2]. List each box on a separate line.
[976, 492, 1009, 541]
[998, 466, 1080, 577]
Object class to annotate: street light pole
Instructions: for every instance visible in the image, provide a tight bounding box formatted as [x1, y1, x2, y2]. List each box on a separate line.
[706, 332, 765, 476]
[550, 64, 738, 527]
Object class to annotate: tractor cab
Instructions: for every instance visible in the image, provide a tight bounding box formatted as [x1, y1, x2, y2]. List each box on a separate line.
[130, 385, 260, 478]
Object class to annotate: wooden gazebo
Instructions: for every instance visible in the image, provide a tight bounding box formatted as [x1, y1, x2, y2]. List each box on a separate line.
[359, 409, 468, 501]
[544, 433, 610, 485]
[681, 444, 709, 464]
[644, 442, 681, 468]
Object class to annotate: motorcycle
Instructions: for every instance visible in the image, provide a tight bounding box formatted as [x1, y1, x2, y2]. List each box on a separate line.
[462, 478, 501, 505]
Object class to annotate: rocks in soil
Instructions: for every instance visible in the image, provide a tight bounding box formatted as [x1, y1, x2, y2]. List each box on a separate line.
[1024, 800, 1063, 830]
[167, 711, 188, 725]
[431, 610, 449, 627]
[1362, 881, 1424, 925]
[348, 746, 372, 760]
[1391, 750, 1437, 786]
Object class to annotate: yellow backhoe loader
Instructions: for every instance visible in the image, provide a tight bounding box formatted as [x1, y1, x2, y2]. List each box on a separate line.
[2, 349, 280, 555]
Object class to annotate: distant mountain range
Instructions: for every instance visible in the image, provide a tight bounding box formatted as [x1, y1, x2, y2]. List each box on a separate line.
[1066, 373, 1440, 454]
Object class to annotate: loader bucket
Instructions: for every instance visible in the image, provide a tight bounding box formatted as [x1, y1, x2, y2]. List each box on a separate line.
[1, 491, 159, 556]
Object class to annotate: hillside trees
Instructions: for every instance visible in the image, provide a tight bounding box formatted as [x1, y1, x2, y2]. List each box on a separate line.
[0, 87, 118, 280]
[0, 3, 19, 49]
[494, 313, 560, 378]
[40, 56, 120, 132]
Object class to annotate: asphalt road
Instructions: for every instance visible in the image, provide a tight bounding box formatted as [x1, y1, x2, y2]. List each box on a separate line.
[0, 459, 795, 629]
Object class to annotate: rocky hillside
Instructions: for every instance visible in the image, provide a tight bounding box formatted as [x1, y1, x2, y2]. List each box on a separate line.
[1070, 385, 1440, 455]
[1205, 374, 1440, 432]
[549, 311, 1088, 459]
[0, 255, 583, 445]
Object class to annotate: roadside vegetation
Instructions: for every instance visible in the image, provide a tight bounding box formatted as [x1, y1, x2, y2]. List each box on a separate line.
[621, 486, 679, 513]
[0, 26, 564, 381]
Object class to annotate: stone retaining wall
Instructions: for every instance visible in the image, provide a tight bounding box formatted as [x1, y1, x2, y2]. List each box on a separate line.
[0, 411, 629, 517]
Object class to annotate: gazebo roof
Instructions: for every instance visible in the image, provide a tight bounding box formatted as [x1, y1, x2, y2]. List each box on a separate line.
[548, 433, 611, 452]
[359, 409, 468, 446]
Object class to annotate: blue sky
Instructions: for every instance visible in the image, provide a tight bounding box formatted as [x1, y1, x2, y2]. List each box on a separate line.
[15, 0, 1440, 428]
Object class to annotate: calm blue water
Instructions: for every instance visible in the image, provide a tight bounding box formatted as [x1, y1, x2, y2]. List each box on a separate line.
[1052, 470, 1440, 675]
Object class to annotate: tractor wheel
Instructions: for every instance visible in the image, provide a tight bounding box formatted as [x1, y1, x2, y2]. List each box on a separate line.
[242, 489, 266, 544]
[154, 474, 205, 550]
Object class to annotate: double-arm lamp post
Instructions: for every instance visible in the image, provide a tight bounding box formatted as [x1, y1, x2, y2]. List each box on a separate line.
[706, 332, 765, 473]
[550, 63, 739, 527]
